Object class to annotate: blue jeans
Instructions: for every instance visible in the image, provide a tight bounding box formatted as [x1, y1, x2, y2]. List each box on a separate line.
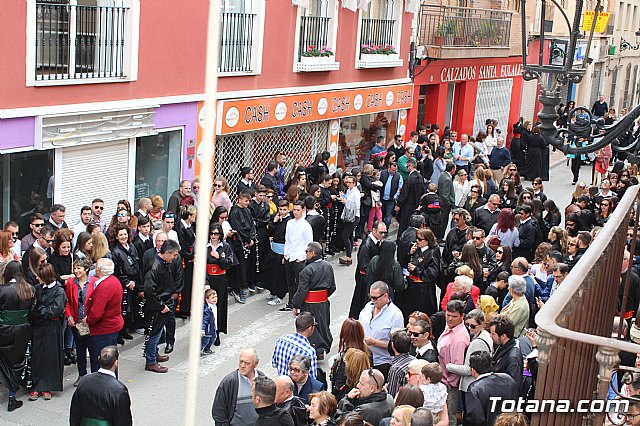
[381, 199, 395, 229]
[88, 332, 118, 376]
[201, 336, 214, 351]
[71, 328, 90, 376]
[144, 311, 168, 365]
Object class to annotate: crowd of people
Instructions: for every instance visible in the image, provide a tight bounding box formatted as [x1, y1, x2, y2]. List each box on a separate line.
[2, 113, 640, 425]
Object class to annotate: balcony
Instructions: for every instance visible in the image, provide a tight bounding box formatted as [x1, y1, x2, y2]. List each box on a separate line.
[358, 18, 403, 68]
[296, 15, 339, 72]
[533, 185, 640, 425]
[219, 12, 256, 74]
[417, 4, 512, 59]
[35, 1, 130, 82]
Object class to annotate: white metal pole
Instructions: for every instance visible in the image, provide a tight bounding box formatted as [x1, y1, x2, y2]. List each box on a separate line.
[183, 1, 221, 424]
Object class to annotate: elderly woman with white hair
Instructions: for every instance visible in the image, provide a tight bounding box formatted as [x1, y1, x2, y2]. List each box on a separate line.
[500, 275, 529, 337]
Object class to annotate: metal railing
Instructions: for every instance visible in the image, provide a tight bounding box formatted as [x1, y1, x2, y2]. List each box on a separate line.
[360, 18, 395, 53]
[299, 16, 331, 60]
[418, 4, 512, 48]
[219, 12, 256, 73]
[533, 185, 640, 425]
[35, 2, 128, 81]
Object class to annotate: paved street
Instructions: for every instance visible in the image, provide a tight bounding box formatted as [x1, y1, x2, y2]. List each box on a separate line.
[0, 157, 589, 425]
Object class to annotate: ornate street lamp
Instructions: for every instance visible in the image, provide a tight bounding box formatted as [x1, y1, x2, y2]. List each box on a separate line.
[521, 0, 640, 155]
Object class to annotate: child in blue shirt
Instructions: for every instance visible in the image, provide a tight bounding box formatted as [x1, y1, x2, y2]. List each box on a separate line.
[201, 289, 218, 356]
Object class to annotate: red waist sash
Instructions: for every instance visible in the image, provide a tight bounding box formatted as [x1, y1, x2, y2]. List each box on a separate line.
[206, 264, 225, 276]
[304, 289, 329, 304]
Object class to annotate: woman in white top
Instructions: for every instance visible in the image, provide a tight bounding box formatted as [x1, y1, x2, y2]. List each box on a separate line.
[453, 169, 471, 207]
[339, 175, 361, 265]
[484, 124, 498, 154]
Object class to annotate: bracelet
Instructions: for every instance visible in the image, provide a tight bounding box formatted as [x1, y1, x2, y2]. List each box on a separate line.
[532, 345, 537, 349]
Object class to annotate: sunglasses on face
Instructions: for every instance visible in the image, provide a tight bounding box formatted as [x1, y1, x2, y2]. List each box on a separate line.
[602, 203, 609, 207]
[410, 331, 425, 337]
[465, 323, 478, 329]
[569, 242, 577, 246]
[94, 206, 104, 210]
[210, 232, 220, 236]
[369, 293, 386, 301]
[472, 236, 482, 241]
[117, 213, 128, 217]
[44, 238, 54, 244]
[471, 190, 479, 194]
[497, 250, 504, 254]
[416, 237, 425, 241]
[33, 223, 44, 227]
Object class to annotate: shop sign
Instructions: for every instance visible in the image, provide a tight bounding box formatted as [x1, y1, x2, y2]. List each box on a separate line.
[582, 11, 610, 33]
[217, 84, 414, 134]
[439, 64, 523, 83]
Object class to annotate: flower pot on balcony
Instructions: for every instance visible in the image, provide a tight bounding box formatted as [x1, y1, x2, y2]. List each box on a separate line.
[361, 53, 400, 61]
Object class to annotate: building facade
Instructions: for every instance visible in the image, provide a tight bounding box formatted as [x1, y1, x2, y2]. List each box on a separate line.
[408, 0, 524, 141]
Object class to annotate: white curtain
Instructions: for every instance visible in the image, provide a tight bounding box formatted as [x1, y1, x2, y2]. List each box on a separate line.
[292, 0, 310, 8]
[404, 0, 419, 13]
[357, 0, 371, 11]
[341, 0, 357, 11]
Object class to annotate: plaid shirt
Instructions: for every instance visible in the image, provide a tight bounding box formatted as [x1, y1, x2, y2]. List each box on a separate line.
[272, 333, 317, 379]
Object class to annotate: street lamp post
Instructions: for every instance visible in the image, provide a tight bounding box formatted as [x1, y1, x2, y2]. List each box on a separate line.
[520, 0, 640, 156]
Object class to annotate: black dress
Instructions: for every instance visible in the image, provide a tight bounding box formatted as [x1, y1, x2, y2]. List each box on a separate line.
[206, 241, 234, 334]
[262, 214, 290, 298]
[112, 243, 141, 329]
[0, 281, 34, 393]
[30, 283, 66, 392]
[398, 245, 441, 319]
[517, 124, 550, 181]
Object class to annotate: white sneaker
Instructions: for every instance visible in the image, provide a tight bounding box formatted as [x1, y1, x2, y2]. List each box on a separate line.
[267, 297, 285, 306]
[266, 294, 276, 301]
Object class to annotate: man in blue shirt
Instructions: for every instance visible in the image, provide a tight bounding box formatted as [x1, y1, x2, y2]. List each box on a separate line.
[452, 134, 474, 176]
[380, 162, 403, 229]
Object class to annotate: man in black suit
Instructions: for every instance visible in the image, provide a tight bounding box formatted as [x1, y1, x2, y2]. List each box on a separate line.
[464, 351, 519, 426]
[70, 345, 132, 426]
[513, 204, 537, 262]
[395, 159, 424, 238]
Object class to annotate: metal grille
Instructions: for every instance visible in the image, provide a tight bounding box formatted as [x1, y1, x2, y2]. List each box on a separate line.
[473, 79, 513, 136]
[219, 12, 256, 73]
[299, 16, 331, 60]
[214, 122, 329, 197]
[35, 1, 128, 81]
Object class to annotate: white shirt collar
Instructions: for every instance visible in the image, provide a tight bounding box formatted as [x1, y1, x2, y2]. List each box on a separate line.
[369, 234, 380, 244]
[181, 219, 191, 229]
[138, 233, 150, 242]
[137, 209, 148, 217]
[98, 368, 116, 378]
[43, 282, 56, 289]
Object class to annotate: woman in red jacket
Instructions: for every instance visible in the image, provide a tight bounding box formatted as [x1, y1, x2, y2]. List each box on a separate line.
[64, 257, 96, 386]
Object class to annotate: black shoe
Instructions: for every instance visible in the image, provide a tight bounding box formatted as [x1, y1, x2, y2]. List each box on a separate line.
[121, 331, 134, 340]
[247, 284, 257, 293]
[117, 335, 125, 345]
[279, 305, 293, 312]
[165, 343, 174, 354]
[8, 396, 23, 412]
[214, 336, 221, 346]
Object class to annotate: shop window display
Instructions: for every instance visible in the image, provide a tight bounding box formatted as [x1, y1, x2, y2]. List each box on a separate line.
[337, 111, 398, 172]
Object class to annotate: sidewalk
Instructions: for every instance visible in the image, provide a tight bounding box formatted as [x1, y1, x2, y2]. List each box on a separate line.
[550, 148, 567, 170]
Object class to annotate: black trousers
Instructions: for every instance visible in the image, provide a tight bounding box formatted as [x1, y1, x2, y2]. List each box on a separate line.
[341, 217, 360, 258]
[161, 301, 177, 345]
[284, 260, 305, 305]
[571, 157, 582, 183]
[180, 261, 194, 315]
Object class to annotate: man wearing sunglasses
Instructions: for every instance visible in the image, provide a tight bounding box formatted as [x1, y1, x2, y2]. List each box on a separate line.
[4, 221, 21, 257]
[21, 213, 45, 255]
[91, 198, 107, 234]
[358, 281, 404, 379]
[337, 368, 393, 426]
[472, 194, 501, 236]
[21, 225, 55, 272]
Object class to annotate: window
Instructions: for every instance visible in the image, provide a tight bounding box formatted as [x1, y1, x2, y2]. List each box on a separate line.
[610, 67, 618, 111]
[0, 150, 54, 230]
[134, 130, 182, 206]
[30, 0, 140, 84]
[219, 0, 265, 74]
[338, 112, 398, 169]
[357, 0, 404, 68]
[624, 64, 632, 109]
[295, 0, 339, 71]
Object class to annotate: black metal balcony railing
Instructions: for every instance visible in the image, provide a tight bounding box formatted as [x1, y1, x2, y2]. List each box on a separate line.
[219, 12, 256, 73]
[418, 4, 511, 48]
[360, 18, 395, 54]
[35, 2, 128, 81]
[299, 16, 331, 60]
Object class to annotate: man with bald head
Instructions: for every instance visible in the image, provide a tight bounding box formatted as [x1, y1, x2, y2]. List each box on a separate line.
[275, 376, 307, 426]
[213, 348, 265, 425]
[83, 258, 124, 374]
[337, 368, 394, 425]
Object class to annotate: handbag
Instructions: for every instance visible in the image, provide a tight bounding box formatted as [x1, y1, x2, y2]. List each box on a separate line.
[341, 199, 357, 223]
[76, 321, 90, 336]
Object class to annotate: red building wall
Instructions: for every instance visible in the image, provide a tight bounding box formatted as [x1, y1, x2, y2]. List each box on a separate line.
[0, 0, 413, 110]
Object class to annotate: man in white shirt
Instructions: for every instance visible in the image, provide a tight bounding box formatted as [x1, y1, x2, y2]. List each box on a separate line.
[359, 281, 404, 380]
[48, 204, 68, 229]
[72, 206, 93, 246]
[282, 201, 313, 312]
[152, 212, 179, 246]
[136, 198, 151, 219]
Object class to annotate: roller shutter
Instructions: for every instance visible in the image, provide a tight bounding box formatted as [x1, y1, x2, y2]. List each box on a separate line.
[473, 79, 514, 135]
[59, 139, 130, 221]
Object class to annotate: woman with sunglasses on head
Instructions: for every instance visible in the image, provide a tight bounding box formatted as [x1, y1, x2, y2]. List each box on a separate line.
[212, 177, 232, 212]
[401, 228, 441, 318]
[206, 223, 234, 345]
[445, 309, 493, 403]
